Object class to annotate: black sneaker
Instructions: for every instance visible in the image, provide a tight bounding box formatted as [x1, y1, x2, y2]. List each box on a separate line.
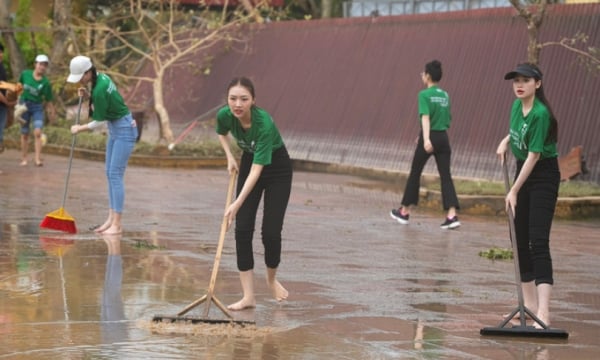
[390, 208, 409, 224]
[440, 216, 461, 229]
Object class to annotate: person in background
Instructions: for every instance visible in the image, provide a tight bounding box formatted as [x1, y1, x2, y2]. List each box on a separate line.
[0, 43, 16, 154]
[496, 63, 559, 328]
[216, 77, 293, 310]
[67, 55, 138, 235]
[390, 60, 461, 229]
[18, 54, 56, 166]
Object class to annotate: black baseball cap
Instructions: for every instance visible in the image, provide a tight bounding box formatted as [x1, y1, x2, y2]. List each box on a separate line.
[504, 63, 543, 80]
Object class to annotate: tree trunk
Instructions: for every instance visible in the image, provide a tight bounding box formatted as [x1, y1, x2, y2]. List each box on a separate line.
[0, 0, 26, 78]
[321, 0, 332, 18]
[50, 0, 72, 74]
[527, 22, 540, 64]
[152, 77, 174, 143]
[509, 0, 547, 65]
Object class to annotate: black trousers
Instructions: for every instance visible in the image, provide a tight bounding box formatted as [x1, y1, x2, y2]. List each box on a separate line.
[514, 157, 560, 285]
[235, 147, 293, 272]
[401, 130, 460, 211]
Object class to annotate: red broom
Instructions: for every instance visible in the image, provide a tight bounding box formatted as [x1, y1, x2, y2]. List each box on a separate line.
[40, 96, 83, 234]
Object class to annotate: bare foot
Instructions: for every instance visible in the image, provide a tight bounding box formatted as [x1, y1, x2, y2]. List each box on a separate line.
[19, 160, 27, 166]
[94, 219, 113, 233]
[101, 224, 122, 235]
[227, 297, 256, 311]
[269, 279, 289, 302]
[502, 311, 534, 321]
[534, 311, 550, 329]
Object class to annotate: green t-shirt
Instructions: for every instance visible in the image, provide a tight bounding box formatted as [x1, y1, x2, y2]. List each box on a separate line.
[91, 73, 130, 121]
[509, 98, 558, 161]
[19, 69, 53, 103]
[418, 85, 451, 131]
[216, 106, 284, 166]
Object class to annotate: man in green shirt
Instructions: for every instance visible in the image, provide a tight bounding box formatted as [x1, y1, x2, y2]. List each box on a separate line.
[17, 54, 56, 166]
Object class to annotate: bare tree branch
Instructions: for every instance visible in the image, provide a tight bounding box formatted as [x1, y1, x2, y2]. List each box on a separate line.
[71, 0, 253, 142]
[541, 36, 600, 68]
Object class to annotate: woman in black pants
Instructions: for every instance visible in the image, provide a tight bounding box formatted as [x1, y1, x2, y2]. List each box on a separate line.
[216, 77, 293, 311]
[390, 60, 460, 229]
[496, 63, 559, 328]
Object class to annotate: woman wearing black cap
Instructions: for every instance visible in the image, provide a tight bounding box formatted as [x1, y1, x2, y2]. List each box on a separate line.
[496, 63, 559, 328]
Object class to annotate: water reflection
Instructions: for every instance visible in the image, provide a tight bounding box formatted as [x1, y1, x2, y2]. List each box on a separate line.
[230, 336, 280, 359]
[39, 236, 75, 321]
[101, 233, 128, 346]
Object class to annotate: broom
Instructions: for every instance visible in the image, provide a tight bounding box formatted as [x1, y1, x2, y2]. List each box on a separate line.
[40, 96, 83, 234]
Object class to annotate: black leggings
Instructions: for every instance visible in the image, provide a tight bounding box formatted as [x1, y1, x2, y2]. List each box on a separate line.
[514, 157, 560, 285]
[401, 130, 460, 210]
[235, 147, 293, 272]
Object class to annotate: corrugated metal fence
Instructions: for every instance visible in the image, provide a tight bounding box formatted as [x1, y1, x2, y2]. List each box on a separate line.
[146, 4, 600, 183]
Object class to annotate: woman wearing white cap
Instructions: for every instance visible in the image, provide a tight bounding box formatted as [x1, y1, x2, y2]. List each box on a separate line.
[17, 54, 56, 166]
[68, 55, 138, 235]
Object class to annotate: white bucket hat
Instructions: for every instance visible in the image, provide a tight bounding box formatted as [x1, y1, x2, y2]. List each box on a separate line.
[67, 55, 93, 83]
[35, 54, 49, 63]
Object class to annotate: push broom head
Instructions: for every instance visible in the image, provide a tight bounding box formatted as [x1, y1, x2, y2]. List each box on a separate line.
[40, 207, 77, 234]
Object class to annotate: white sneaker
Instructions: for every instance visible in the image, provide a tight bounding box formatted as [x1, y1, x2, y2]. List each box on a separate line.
[440, 216, 461, 229]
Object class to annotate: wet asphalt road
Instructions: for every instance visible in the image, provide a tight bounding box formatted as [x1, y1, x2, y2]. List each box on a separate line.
[1, 149, 599, 359]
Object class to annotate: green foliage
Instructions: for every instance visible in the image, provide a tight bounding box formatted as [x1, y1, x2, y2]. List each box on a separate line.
[14, 0, 53, 66]
[479, 247, 513, 260]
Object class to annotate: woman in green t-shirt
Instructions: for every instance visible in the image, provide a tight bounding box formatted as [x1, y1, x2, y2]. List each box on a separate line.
[216, 77, 292, 311]
[390, 60, 460, 229]
[496, 63, 559, 328]
[67, 56, 138, 235]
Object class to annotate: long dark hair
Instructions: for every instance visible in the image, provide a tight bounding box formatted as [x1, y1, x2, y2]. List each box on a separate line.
[528, 63, 558, 144]
[88, 66, 98, 117]
[536, 85, 558, 144]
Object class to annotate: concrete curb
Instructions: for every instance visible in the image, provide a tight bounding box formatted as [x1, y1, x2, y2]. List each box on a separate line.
[40, 145, 600, 219]
[291, 159, 600, 220]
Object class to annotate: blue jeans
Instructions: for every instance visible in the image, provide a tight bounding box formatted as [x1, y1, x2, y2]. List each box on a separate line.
[0, 106, 6, 142]
[20, 101, 44, 134]
[105, 114, 138, 213]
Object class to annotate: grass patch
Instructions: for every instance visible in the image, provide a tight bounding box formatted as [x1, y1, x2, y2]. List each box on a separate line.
[448, 179, 505, 196]
[132, 239, 166, 250]
[428, 177, 600, 197]
[3, 121, 232, 158]
[479, 247, 513, 260]
[557, 181, 600, 197]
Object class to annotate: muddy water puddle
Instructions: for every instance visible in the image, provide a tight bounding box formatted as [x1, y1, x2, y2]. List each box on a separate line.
[0, 229, 386, 359]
